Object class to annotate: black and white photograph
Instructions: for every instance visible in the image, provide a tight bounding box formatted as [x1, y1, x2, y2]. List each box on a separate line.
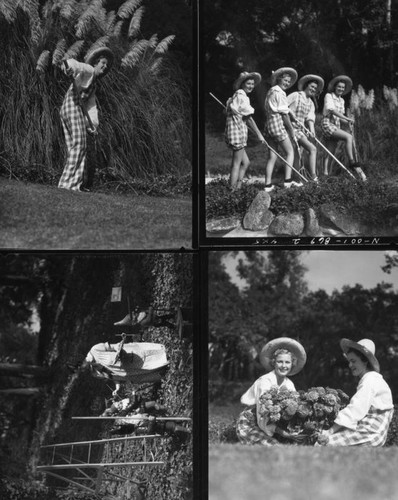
[0, 0, 193, 249]
[202, 1, 398, 241]
[0, 252, 194, 499]
[208, 250, 398, 499]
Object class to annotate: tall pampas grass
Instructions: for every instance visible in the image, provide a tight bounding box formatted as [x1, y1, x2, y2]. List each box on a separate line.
[345, 84, 398, 165]
[128, 6, 145, 38]
[0, 0, 191, 188]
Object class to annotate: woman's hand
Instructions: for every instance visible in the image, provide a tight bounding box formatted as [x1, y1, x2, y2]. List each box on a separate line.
[87, 126, 98, 136]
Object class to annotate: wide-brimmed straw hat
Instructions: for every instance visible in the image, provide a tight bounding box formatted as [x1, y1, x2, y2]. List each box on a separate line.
[259, 337, 306, 376]
[340, 338, 380, 373]
[298, 74, 325, 94]
[85, 47, 114, 75]
[233, 71, 262, 91]
[327, 75, 353, 95]
[271, 67, 298, 88]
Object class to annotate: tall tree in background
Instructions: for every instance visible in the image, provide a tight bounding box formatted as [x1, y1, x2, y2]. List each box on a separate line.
[204, 0, 398, 129]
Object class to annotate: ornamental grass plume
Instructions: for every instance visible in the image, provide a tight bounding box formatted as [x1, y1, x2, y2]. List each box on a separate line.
[350, 84, 375, 116]
[383, 85, 398, 110]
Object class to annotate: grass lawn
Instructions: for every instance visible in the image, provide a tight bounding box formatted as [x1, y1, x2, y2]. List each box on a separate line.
[209, 444, 398, 500]
[0, 178, 192, 249]
[209, 389, 398, 500]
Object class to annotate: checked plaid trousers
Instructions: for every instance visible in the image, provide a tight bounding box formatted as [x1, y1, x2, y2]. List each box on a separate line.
[326, 407, 394, 447]
[236, 408, 280, 446]
[58, 84, 87, 190]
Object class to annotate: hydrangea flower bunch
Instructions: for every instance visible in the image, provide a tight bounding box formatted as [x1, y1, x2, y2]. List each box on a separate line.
[258, 386, 349, 444]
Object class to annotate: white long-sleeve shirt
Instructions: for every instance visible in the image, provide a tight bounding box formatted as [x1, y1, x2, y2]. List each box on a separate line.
[63, 59, 99, 128]
[335, 371, 393, 430]
[226, 89, 254, 117]
[86, 342, 168, 381]
[241, 370, 296, 435]
[266, 85, 290, 114]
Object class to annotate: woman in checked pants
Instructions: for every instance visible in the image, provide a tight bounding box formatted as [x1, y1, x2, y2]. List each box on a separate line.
[58, 47, 113, 191]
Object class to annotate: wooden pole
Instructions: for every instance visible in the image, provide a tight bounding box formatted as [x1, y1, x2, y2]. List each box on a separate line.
[0, 363, 49, 377]
[0, 388, 41, 396]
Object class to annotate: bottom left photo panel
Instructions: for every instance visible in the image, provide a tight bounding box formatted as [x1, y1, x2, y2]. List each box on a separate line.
[0, 252, 194, 500]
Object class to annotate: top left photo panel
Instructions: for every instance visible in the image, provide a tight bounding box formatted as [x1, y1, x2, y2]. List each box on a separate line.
[0, 0, 193, 250]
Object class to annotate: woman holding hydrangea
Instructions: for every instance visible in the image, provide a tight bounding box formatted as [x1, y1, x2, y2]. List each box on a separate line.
[236, 337, 306, 446]
[319, 338, 394, 447]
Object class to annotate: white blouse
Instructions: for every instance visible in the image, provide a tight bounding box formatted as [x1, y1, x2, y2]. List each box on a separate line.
[335, 371, 393, 430]
[227, 89, 254, 117]
[63, 59, 99, 127]
[266, 85, 290, 114]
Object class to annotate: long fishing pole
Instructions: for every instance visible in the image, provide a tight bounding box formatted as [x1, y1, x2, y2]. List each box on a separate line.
[209, 92, 308, 183]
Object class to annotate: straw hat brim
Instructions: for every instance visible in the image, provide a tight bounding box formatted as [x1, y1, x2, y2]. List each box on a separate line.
[340, 338, 380, 373]
[271, 67, 298, 88]
[85, 47, 114, 75]
[327, 75, 353, 95]
[233, 72, 262, 91]
[259, 337, 307, 376]
[298, 74, 325, 94]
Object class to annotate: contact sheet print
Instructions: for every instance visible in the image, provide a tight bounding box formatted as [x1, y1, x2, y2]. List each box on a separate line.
[207, 249, 398, 500]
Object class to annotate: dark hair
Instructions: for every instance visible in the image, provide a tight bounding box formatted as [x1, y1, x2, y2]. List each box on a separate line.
[303, 79, 318, 90]
[346, 348, 370, 367]
[333, 80, 346, 91]
[303, 80, 319, 111]
[240, 77, 255, 89]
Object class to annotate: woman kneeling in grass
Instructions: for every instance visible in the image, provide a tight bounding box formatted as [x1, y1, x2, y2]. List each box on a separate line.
[320, 338, 393, 446]
[236, 337, 306, 446]
[321, 75, 367, 181]
[225, 72, 266, 190]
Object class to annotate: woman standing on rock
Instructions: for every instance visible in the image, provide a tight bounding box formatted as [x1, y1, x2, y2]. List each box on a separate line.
[263, 67, 302, 192]
[225, 72, 266, 190]
[321, 75, 366, 181]
[287, 74, 324, 182]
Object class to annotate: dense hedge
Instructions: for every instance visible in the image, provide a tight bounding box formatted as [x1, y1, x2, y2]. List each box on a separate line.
[206, 172, 398, 232]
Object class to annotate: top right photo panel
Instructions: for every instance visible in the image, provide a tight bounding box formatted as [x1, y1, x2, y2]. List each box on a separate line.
[202, 0, 398, 244]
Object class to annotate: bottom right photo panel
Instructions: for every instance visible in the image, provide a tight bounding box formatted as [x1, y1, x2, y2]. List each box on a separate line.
[208, 250, 398, 500]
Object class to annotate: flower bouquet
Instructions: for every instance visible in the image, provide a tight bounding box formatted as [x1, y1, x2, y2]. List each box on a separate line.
[258, 386, 349, 445]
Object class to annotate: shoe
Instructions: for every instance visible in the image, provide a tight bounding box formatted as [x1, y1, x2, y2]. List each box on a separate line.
[284, 180, 303, 188]
[173, 425, 191, 442]
[114, 314, 133, 326]
[79, 186, 91, 192]
[264, 184, 274, 192]
[348, 162, 367, 181]
[312, 176, 319, 183]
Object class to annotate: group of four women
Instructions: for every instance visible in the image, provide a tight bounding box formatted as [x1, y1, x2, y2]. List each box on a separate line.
[225, 67, 367, 191]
